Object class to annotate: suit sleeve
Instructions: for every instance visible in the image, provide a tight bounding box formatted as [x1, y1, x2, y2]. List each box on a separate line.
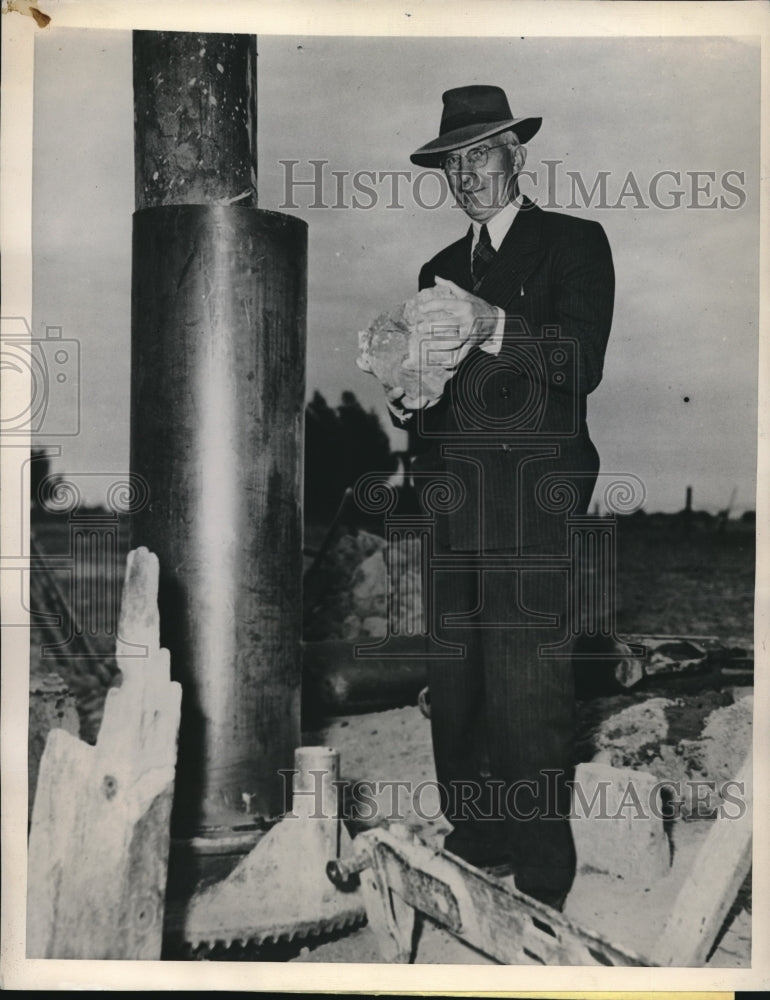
[418, 262, 436, 292]
[504, 220, 614, 396]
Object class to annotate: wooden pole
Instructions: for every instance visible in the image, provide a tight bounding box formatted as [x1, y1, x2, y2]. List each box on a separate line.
[133, 32, 257, 209]
[131, 32, 306, 834]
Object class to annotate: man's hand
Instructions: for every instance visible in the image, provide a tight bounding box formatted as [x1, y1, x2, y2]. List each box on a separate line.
[414, 276, 499, 357]
[384, 385, 413, 424]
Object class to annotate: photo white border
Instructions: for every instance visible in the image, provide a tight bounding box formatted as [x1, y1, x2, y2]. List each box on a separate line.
[2, 0, 768, 991]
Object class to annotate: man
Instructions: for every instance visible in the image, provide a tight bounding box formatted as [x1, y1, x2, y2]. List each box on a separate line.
[388, 85, 614, 909]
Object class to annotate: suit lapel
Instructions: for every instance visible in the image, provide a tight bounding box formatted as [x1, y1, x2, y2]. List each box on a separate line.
[446, 228, 474, 290]
[475, 196, 547, 310]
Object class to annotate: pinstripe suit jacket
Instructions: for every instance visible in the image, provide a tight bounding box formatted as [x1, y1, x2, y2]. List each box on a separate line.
[411, 196, 614, 551]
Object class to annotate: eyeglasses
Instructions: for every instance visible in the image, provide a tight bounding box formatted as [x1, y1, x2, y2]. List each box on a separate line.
[442, 143, 508, 173]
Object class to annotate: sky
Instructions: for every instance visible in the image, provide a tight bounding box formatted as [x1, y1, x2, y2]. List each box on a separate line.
[31, 29, 760, 513]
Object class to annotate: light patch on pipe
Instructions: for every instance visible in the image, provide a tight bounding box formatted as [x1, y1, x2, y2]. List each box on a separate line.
[198, 328, 239, 650]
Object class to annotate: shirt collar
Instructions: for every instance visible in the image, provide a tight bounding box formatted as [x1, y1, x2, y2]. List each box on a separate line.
[471, 197, 521, 251]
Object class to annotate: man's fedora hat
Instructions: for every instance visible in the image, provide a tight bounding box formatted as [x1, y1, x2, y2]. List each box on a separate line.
[410, 85, 541, 168]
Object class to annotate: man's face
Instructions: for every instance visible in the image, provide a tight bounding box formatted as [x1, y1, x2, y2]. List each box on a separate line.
[443, 137, 524, 223]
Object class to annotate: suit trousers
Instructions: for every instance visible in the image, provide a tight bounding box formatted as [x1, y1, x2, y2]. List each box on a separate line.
[427, 543, 577, 897]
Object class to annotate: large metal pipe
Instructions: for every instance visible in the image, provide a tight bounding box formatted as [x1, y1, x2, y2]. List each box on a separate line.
[131, 205, 307, 833]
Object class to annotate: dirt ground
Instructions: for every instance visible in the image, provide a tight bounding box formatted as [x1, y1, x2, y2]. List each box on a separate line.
[28, 512, 754, 967]
[297, 515, 755, 966]
[297, 692, 752, 967]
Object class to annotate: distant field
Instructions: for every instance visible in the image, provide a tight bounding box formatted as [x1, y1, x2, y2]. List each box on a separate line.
[612, 515, 754, 644]
[28, 511, 755, 741]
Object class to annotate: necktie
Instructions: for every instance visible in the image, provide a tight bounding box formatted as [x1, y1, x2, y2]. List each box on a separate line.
[472, 223, 496, 287]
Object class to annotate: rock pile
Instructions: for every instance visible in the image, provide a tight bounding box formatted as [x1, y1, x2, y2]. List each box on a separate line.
[304, 530, 423, 641]
[579, 690, 753, 817]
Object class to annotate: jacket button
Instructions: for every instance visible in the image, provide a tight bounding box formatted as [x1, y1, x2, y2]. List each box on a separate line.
[499, 386, 511, 398]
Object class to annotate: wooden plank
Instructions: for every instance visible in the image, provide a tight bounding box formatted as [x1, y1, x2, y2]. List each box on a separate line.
[649, 751, 753, 967]
[26, 547, 181, 959]
[353, 826, 647, 966]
